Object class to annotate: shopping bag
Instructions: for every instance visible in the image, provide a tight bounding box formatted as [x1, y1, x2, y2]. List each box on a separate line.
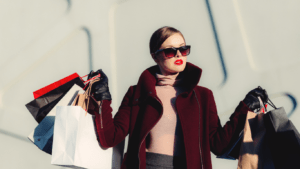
[25, 76, 85, 123]
[51, 106, 113, 169]
[33, 73, 80, 99]
[218, 97, 269, 160]
[264, 107, 300, 169]
[27, 84, 84, 154]
[51, 79, 113, 169]
[237, 111, 275, 169]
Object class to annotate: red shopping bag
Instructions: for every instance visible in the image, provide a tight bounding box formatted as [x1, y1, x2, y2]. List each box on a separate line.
[33, 73, 80, 99]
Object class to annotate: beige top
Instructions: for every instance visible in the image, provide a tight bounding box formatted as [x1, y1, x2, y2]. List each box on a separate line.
[146, 73, 186, 156]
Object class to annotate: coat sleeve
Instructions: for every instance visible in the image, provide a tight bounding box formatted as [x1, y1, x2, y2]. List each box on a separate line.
[207, 90, 250, 156]
[94, 86, 134, 148]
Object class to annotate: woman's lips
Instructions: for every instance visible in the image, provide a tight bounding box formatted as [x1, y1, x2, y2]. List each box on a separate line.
[174, 59, 183, 65]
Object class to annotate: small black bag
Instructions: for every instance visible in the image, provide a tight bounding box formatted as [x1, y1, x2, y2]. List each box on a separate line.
[264, 106, 300, 169]
[25, 77, 85, 123]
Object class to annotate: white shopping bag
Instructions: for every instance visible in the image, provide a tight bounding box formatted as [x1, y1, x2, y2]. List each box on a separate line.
[27, 84, 84, 154]
[51, 106, 113, 169]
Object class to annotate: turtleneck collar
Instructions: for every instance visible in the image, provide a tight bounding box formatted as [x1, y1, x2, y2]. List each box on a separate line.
[133, 62, 202, 101]
[156, 73, 184, 86]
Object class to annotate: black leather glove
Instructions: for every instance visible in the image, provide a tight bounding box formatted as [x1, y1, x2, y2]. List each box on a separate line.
[243, 86, 268, 111]
[87, 69, 112, 101]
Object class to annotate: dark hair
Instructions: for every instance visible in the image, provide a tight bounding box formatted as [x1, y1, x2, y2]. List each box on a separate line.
[149, 26, 184, 54]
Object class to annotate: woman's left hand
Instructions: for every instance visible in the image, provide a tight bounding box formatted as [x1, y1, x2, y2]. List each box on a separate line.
[243, 86, 268, 111]
[87, 69, 112, 101]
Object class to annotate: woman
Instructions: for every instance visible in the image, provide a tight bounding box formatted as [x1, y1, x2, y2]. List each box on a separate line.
[88, 26, 268, 169]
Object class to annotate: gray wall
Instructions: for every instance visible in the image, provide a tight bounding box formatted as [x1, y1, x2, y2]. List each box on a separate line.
[0, 0, 299, 168]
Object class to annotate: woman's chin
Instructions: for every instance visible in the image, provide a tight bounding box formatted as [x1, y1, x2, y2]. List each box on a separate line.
[159, 63, 186, 75]
[174, 64, 186, 72]
[166, 67, 185, 75]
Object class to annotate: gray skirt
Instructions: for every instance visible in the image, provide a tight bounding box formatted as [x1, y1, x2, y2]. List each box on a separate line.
[146, 152, 187, 169]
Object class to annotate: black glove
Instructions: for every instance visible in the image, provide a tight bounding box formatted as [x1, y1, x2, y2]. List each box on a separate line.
[243, 86, 268, 111]
[87, 69, 112, 101]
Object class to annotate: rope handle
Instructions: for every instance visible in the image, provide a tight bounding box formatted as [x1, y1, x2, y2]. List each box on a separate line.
[81, 74, 101, 90]
[73, 78, 100, 115]
[257, 97, 277, 112]
[83, 78, 100, 109]
[81, 74, 101, 83]
[267, 98, 277, 109]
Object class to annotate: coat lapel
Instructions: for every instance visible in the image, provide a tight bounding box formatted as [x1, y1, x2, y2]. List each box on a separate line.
[132, 62, 203, 146]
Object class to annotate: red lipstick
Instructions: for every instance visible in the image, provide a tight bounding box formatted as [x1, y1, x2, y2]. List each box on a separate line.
[174, 59, 183, 65]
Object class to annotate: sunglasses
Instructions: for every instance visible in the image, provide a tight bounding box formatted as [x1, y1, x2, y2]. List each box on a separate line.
[154, 45, 191, 58]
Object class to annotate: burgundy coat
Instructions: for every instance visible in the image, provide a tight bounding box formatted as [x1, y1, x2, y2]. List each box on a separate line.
[94, 62, 250, 169]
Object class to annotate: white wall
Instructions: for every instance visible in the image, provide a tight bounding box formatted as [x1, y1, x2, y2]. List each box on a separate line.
[0, 0, 299, 168]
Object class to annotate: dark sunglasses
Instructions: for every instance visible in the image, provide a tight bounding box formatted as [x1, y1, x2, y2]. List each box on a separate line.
[154, 45, 191, 58]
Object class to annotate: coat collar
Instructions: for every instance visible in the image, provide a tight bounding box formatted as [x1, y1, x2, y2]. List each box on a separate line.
[133, 62, 202, 103]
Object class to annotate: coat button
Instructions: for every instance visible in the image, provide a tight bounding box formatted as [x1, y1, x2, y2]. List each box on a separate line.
[135, 99, 138, 101]
[149, 92, 152, 94]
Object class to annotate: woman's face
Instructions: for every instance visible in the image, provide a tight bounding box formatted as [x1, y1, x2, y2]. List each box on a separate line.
[153, 33, 187, 76]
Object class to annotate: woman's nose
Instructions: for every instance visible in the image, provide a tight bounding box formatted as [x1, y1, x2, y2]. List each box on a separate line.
[175, 50, 182, 58]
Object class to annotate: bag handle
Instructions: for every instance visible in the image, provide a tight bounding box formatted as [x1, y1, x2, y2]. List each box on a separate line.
[267, 98, 277, 109]
[72, 77, 101, 115]
[257, 96, 277, 112]
[80, 74, 101, 90]
[256, 86, 277, 111]
[83, 78, 100, 112]
[257, 97, 267, 113]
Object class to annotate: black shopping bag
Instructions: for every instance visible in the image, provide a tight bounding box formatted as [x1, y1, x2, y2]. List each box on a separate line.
[25, 77, 84, 123]
[264, 107, 300, 169]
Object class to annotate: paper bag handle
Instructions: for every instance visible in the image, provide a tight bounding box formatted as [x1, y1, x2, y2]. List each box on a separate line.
[80, 74, 101, 90]
[267, 98, 277, 109]
[73, 78, 100, 115]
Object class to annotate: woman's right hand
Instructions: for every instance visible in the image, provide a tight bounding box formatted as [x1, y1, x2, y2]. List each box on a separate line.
[243, 86, 268, 111]
[88, 69, 112, 101]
